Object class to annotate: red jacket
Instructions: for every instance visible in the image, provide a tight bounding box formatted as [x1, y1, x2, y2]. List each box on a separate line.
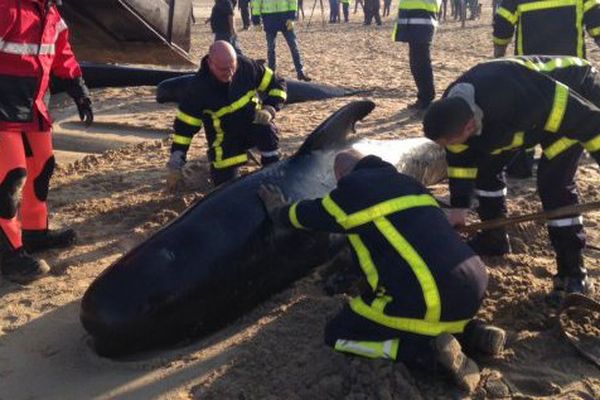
[0, 0, 82, 132]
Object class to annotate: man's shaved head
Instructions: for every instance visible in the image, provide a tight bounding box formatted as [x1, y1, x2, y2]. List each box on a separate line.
[334, 149, 364, 181]
[208, 41, 238, 83]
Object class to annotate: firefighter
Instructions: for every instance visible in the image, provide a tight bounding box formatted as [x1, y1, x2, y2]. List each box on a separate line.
[251, 0, 311, 81]
[393, 0, 442, 111]
[423, 56, 600, 301]
[0, 0, 93, 284]
[258, 150, 506, 393]
[166, 41, 287, 189]
[493, 0, 600, 178]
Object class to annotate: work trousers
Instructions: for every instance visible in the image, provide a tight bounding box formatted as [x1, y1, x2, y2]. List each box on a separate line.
[363, 0, 382, 25]
[324, 256, 486, 364]
[265, 29, 305, 75]
[474, 145, 586, 278]
[408, 41, 435, 106]
[208, 122, 280, 186]
[342, 3, 350, 21]
[239, 0, 251, 28]
[383, 0, 391, 16]
[330, 0, 341, 22]
[0, 130, 54, 250]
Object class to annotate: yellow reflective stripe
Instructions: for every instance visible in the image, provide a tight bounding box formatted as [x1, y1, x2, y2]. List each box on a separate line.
[334, 339, 399, 360]
[496, 7, 518, 24]
[322, 194, 438, 230]
[446, 144, 469, 154]
[584, 0, 599, 13]
[288, 202, 304, 229]
[350, 297, 469, 335]
[507, 56, 589, 72]
[173, 134, 192, 145]
[371, 295, 392, 312]
[348, 234, 379, 291]
[258, 67, 274, 92]
[447, 167, 477, 179]
[543, 137, 578, 159]
[518, 0, 577, 13]
[204, 90, 257, 167]
[398, 0, 440, 13]
[374, 217, 441, 322]
[545, 82, 569, 133]
[584, 134, 600, 152]
[213, 153, 248, 169]
[176, 110, 203, 127]
[268, 88, 287, 100]
[590, 26, 600, 36]
[491, 131, 525, 154]
[493, 36, 512, 45]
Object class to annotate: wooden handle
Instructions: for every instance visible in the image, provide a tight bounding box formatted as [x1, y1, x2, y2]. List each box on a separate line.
[457, 200, 600, 234]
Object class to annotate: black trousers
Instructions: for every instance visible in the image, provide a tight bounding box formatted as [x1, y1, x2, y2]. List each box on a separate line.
[363, 0, 382, 24]
[408, 41, 435, 106]
[475, 145, 586, 278]
[239, 0, 250, 28]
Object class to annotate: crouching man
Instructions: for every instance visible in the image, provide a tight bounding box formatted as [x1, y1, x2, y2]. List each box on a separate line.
[259, 150, 505, 392]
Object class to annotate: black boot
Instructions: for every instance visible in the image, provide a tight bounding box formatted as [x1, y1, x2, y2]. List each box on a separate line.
[22, 228, 76, 253]
[467, 229, 511, 256]
[433, 333, 481, 392]
[296, 72, 312, 82]
[547, 250, 593, 305]
[461, 319, 506, 356]
[1, 247, 50, 284]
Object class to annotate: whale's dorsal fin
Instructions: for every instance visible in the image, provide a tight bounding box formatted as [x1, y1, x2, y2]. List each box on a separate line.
[294, 100, 375, 157]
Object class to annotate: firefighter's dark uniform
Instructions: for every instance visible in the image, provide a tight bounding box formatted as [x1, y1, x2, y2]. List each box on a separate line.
[393, 0, 441, 109]
[171, 55, 287, 185]
[493, 0, 600, 176]
[444, 56, 600, 291]
[275, 155, 488, 362]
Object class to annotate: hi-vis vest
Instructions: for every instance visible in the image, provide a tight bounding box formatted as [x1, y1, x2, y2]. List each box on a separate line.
[493, 0, 600, 57]
[252, 0, 298, 15]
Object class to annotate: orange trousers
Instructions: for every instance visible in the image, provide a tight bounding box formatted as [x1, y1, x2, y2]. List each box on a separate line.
[0, 130, 54, 250]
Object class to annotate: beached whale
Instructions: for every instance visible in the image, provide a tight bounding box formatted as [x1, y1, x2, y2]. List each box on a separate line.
[50, 63, 363, 105]
[80, 101, 446, 357]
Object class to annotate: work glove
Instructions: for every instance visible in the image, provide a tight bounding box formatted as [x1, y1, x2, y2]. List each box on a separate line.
[446, 208, 468, 227]
[74, 96, 94, 127]
[258, 183, 289, 221]
[166, 150, 186, 192]
[253, 105, 276, 125]
[286, 19, 294, 31]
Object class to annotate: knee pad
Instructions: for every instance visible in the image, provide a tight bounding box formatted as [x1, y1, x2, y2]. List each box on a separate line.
[33, 156, 55, 201]
[0, 168, 27, 219]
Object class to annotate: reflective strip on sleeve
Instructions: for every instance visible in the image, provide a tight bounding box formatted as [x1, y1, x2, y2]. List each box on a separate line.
[334, 339, 399, 360]
[448, 167, 478, 179]
[475, 188, 507, 197]
[288, 203, 304, 229]
[543, 137, 579, 159]
[544, 82, 569, 133]
[0, 40, 55, 55]
[348, 234, 379, 291]
[322, 194, 439, 230]
[268, 88, 287, 100]
[493, 36, 512, 45]
[350, 297, 470, 335]
[446, 144, 469, 154]
[519, 0, 577, 13]
[176, 110, 203, 127]
[496, 7, 518, 24]
[590, 26, 600, 36]
[172, 134, 193, 145]
[506, 56, 589, 72]
[583, 134, 600, 152]
[371, 295, 393, 312]
[258, 67, 274, 92]
[547, 216, 583, 227]
[374, 218, 441, 322]
[584, 0, 600, 13]
[491, 131, 525, 155]
[212, 153, 249, 169]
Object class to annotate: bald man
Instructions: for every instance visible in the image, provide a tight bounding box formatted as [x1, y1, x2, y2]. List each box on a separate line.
[167, 41, 287, 188]
[258, 150, 505, 392]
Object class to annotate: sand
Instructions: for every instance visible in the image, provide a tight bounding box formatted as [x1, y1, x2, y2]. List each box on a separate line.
[0, 1, 599, 399]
